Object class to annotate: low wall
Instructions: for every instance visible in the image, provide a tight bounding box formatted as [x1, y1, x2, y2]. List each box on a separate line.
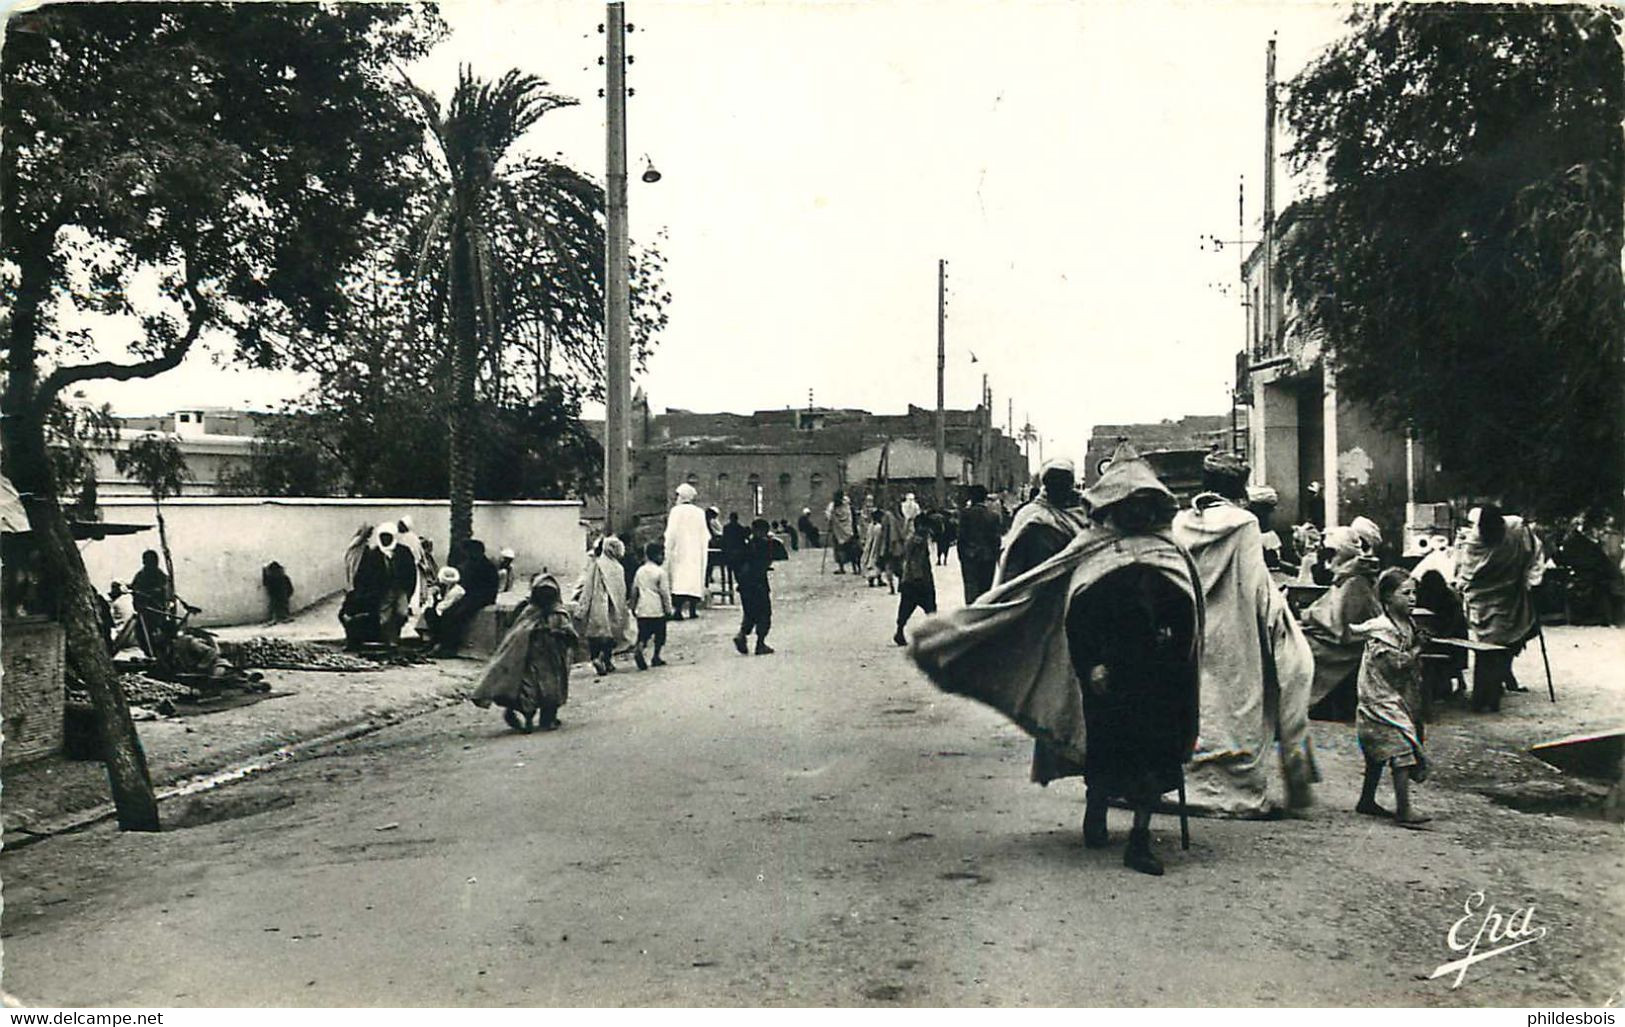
[81, 498, 588, 627]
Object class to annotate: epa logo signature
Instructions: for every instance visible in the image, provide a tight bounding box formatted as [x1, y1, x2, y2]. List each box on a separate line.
[1429, 890, 1548, 989]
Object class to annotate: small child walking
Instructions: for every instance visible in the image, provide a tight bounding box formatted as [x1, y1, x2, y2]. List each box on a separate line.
[632, 542, 674, 670]
[894, 517, 937, 646]
[1355, 567, 1432, 829]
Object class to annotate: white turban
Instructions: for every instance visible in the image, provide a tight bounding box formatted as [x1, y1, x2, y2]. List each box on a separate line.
[1246, 484, 1280, 507]
[1039, 457, 1076, 478]
[374, 522, 398, 554]
[675, 483, 698, 504]
[438, 566, 460, 585]
[1351, 515, 1383, 548]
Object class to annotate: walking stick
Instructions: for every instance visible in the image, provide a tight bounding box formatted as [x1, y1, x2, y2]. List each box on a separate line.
[1535, 620, 1556, 703]
[1177, 773, 1191, 851]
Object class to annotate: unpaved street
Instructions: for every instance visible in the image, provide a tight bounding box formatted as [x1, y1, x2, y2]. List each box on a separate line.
[3, 554, 1621, 1006]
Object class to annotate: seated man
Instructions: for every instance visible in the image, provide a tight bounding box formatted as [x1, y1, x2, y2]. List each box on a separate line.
[433, 539, 500, 656]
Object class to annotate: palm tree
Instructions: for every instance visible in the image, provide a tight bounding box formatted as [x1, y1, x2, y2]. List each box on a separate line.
[406, 67, 603, 550]
[113, 432, 189, 603]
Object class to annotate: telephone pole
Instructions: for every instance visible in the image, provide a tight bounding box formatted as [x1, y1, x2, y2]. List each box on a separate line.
[603, 1, 631, 539]
[980, 374, 991, 488]
[1262, 36, 1277, 356]
[935, 259, 947, 507]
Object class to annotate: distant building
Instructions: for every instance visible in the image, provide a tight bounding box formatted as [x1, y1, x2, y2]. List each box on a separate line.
[74, 407, 274, 497]
[588, 393, 1029, 527]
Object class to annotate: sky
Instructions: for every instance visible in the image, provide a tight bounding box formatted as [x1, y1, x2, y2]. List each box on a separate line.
[73, 0, 1356, 468]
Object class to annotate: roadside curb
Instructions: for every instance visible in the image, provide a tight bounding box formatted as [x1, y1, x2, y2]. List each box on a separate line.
[2, 689, 467, 851]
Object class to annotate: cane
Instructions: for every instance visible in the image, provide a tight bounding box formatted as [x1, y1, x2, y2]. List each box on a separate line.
[1535, 621, 1556, 703]
[1177, 774, 1191, 851]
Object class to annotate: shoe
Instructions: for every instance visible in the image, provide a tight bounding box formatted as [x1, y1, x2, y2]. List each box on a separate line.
[733, 634, 748, 655]
[503, 709, 524, 732]
[1355, 801, 1392, 818]
[755, 642, 775, 655]
[602, 661, 616, 674]
[1124, 828, 1164, 876]
[634, 650, 648, 670]
[893, 630, 907, 647]
[651, 657, 667, 667]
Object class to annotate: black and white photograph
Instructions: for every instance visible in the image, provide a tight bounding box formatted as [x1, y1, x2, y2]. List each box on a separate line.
[0, 0, 1621, 1010]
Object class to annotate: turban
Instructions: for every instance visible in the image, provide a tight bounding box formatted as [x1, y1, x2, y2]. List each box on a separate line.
[374, 522, 398, 553]
[675, 483, 698, 503]
[1350, 515, 1383, 548]
[438, 566, 461, 585]
[1039, 457, 1076, 479]
[1246, 484, 1279, 507]
[499, 548, 516, 560]
[601, 536, 626, 560]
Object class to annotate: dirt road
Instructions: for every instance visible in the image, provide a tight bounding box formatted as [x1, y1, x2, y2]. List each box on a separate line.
[3, 554, 1621, 1006]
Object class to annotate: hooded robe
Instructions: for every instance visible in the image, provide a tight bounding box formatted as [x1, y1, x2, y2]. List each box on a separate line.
[1173, 496, 1317, 816]
[909, 446, 1203, 789]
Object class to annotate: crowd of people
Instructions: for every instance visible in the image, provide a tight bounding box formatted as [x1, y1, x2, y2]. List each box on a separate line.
[905, 444, 1599, 877]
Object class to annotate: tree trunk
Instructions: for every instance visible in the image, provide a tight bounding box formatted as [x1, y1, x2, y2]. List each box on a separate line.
[154, 500, 176, 605]
[1, 408, 161, 831]
[446, 227, 478, 552]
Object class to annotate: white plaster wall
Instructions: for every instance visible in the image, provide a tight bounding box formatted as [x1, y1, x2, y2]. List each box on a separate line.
[80, 498, 587, 626]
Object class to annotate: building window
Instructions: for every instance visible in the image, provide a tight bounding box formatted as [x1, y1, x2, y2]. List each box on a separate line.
[810, 472, 824, 493]
[778, 472, 793, 489]
[717, 472, 730, 487]
[179, 413, 191, 423]
[751, 483, 764, 516]
[686, 472, 698, 485]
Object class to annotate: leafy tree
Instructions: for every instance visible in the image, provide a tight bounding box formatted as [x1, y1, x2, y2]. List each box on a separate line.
[112, 433, 190, 600]
[44, 397, 119, 517]
[0, 2, 442, 830]
[404, 67, 666, 550]
[1279, 4, 1624, 518]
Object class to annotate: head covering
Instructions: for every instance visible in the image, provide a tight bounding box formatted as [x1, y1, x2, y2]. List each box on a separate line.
[904, 493, 916, 502]
[601, 536, 626, 560]
[374, 521, 398, 554]
[398, 514, 414, 532]
[1039, 457, 1076, 479]
[1246, 484, 1279, 507]
[1080, 441, 1175, 515]
[675, 483, 698, 504]
[499, 547, 515, 561]
[529, 572, 563, 610]
[1350, 515, 1383, 549]
[438, 566, 461, 585]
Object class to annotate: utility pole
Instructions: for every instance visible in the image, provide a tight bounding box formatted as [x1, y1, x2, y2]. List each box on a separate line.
[980, 374, 991, 488]
[935, 259, 946, 507]
[604, 1, 631, 539]
[1007, 397, 1013, 438]
[1262, 36, 1277, 356]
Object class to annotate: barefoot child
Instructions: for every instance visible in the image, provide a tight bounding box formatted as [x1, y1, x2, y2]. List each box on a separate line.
[632, 542, 674, 670]
[1355, 567, 1432, 829]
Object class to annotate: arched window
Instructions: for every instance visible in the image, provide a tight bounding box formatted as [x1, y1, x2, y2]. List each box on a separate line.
[778, 472, 793, 489]
[686, 472, 699, 485]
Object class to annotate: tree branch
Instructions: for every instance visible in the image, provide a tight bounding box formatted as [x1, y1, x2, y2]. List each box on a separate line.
[35, 268, 211, 412]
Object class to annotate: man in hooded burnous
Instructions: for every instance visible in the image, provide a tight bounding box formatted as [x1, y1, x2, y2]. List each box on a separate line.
[1173, 451, 1317, 818]
[1455, 504, 1544, 712]
[911, 443, 1203, 876]
[993, 458, 1091, 587]
[664, 484, 711, 619]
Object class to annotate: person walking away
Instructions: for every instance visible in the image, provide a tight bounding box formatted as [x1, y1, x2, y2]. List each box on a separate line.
[721, 512, 750, 577]
[934, 506, 957, 566]
[880, 504, 906, 593]
[797, 507, 821, 550]
[957, 484, 1003, 604]
[262, 561, 294, 623]
[1172, 452, 1317, 818]
[129, 549, 170, 656]
[1246, 485, 1299, 576]
[1455, 504, 1544, 711]
[471, 574, 577, 733]
[574, 536, 631, 675]
[632, 542, 674, 670]
[733, 518, 776, 655]
[825, 490, 858, 574]
[994, 458, 1090, 586]
[909, 442, 1203, 877]
[1355, 568, 1432, 828]
[894, 518, 937, 646]
[663, 484, 710, 619]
